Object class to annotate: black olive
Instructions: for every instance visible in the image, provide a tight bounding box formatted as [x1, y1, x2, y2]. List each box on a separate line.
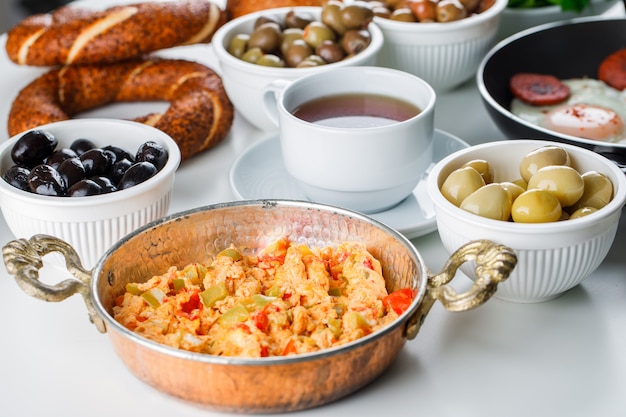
[102, 145, 135, 165]
[70, 138, 96, 156]
[90, 176, 117, 193]
[80, 148, 113, 177]
[2, 165, 31, 192]
[67, 179, 103, 197]
[57, 157, 86, 189]
[117, 162, 158, 190]
[28, 164, 66, 196]
[45, 148, 78, 170]
[109, 158, 133, 185]
[11, 130, 58, 168]
[135, 141, 168, 171]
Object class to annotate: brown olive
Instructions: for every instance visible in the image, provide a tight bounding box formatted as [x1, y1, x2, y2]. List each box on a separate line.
[477, 0, 496, 12]
[254, 15, 283, 30]
[316, 40, 346, 64]
[371, 6, 392, 18]
[285, 10, 314, 29]
[280, 28, 304, 56]
[227, 33, 250, 58]
[458, 0, 481, 13]
[341, 4, 374, 30]
[409, 0, 438, 22]
[390, 8, 418, 22]
[284, 39, 313, 67]
[321, 0, 347, 35]
[527, 165, 584, 208]
[436, 0, 468, 22]
[440, 166, 485, 207]
[511, 189, 562, 223]
[569, 171, 614, 211]
[248, 22, 282, 53]
[303, 21, 336, 49]
[519, 145, 571, 183]
[341, 29, 371, 55]
[460, 183, 512, 221]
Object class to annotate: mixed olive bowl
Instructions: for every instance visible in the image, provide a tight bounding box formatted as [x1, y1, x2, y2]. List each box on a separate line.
[212, 6, 384, 132]
[427, 139, 626, 303]
[3, 200, 516, 413]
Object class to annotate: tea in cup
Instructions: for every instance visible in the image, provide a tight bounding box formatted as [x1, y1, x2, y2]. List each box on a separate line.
[264, 66, 436, 214]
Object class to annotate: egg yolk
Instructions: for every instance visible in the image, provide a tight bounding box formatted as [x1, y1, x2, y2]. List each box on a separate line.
[544, 103, 624, 140]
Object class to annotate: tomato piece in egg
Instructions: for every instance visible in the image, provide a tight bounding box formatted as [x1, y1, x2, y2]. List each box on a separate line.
[544, 103, 625, 141]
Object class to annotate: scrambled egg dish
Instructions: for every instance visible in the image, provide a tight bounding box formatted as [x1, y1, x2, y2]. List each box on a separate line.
[113, 238, 413, 357]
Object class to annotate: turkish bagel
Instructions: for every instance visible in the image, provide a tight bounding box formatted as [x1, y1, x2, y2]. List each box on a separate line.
[5, 0, 227, 66]
[8, 58, 234, 161]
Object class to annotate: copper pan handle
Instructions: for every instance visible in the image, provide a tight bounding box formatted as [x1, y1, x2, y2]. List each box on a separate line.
[2, 234, 106, 333]
[405, 239, 517, 340]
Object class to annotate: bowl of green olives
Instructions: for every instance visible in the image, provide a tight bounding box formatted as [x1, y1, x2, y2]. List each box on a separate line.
[212, 5, 383, 131]
[0, 119, 181, 269]
[360, 0, 507, 91]
[427, 139, 626, 302]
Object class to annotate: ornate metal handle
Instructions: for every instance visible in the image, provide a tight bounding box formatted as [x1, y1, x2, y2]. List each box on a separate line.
[405, 239, 517, 340]
[2, 234, 106, 333]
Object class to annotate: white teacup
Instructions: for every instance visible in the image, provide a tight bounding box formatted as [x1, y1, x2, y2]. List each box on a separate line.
[264, 66, 436, 214]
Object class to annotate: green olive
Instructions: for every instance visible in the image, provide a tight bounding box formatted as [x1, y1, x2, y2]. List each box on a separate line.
[227, 33, 250, 58]
[569, 206, 598, 219]
[512, 178, 528, 190]
[569, 170, 614, 211]
[511, 189, 562, 223]
[241, 47, 264, 64]
[500, 181, 525, 203]
[527, 165, 584, 208]
[462, 159, 493, 184]
[340, 4, 374, 30]
[341, 29, 371, 55]
[440, 166, 486, 207]
[321, 0, 347, 35]
[297, 55, 327, 68]
[460, 183, 512, 221]
[256, 54, 285, 67]
[284, 39, 313, 67]
[303, 21, 337, 49]
[248, 22, 282, 53]
[436, 0, 468, 22]
[519, 146, 571, 183]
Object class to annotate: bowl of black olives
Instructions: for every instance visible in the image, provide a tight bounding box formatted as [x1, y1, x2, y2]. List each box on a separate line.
[426, 139, 626, 303]
[212, 5, 383, 131]
[0, 119, 181, 269]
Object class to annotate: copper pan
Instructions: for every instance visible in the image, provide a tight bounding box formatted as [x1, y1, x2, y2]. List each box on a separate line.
[3, 200, 516, 414]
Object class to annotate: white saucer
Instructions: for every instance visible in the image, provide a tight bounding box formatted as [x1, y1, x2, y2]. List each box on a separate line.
[229, 129, 469, 239]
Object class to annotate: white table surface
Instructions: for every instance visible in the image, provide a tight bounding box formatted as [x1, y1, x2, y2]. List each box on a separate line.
[0, 3, 625, 416]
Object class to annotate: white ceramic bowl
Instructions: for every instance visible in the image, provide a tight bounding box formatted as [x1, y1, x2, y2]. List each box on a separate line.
[212, 6, 384, 132]
[0, 119, 181, 269]
[427, 139, 626, 303]
[372, 0, 507, 92]
[497, 0, 622, 39]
